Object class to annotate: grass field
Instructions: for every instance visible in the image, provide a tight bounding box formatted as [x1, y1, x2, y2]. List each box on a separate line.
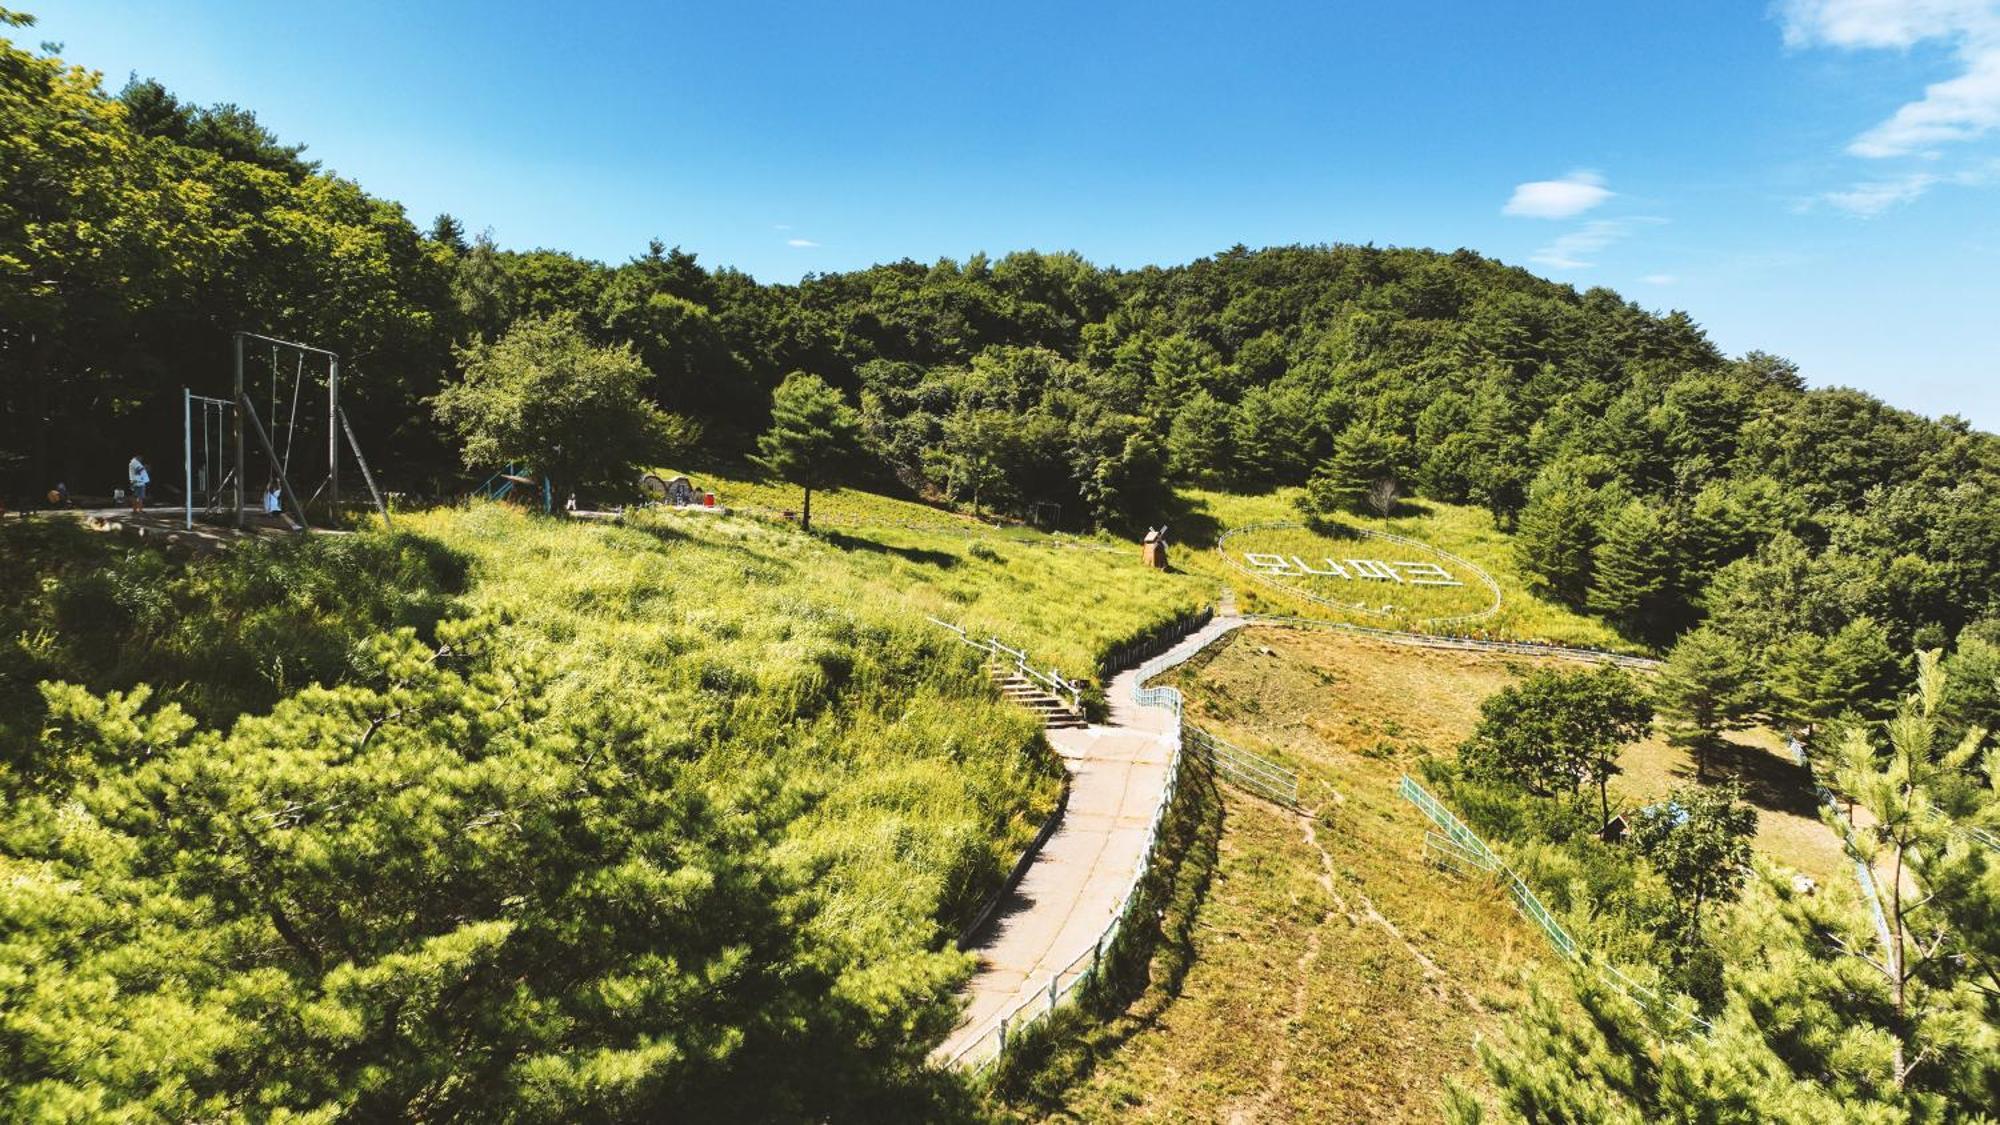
[654, 465, 1210, 678]
[391, 499, 1219, 928]
[1039, 622, 1845, 1121]
[1173, 487, 1639, 654]
[671, 469, 1638, 656]
[1609, 725, 1845, 884]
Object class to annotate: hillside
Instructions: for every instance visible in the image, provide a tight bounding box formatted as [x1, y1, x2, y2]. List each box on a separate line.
[0, 496, 1207, 1118]
[6, 16, 1998, 701]
[5, 11, 1999, 1123]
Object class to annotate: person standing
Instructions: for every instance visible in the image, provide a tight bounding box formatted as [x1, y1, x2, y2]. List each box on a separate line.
[128, 454, 149, 513]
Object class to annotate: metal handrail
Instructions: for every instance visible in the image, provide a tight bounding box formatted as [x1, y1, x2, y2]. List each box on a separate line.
[935, 618, 1241, 1069]
[928, 618, 1084, 714]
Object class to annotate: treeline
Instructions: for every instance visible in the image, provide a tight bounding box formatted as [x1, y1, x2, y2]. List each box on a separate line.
[3, 13, 1996, 667]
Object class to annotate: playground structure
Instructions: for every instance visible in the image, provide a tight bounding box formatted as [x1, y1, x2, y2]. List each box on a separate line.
[182, 331, 389, 532]
[473, 465, 553, 512]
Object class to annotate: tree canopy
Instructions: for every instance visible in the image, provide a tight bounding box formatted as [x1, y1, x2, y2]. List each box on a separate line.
[431, 313, 696, 499]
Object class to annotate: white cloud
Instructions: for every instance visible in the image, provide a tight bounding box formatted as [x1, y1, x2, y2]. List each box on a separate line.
[786, 238, 819, 248]
[1780, 0, 1993, 49]
[1528, 217, 1662, 270]
[1783, 0, 2000, 157]
[1641, 273, 1679, 285]
[1821, 171, 1942, 212]
[774, 223, 793, 231]
[1502, 171, 1614, 218]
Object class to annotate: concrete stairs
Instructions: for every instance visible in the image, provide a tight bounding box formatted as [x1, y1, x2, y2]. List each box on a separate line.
[986, 664, 1088, 729]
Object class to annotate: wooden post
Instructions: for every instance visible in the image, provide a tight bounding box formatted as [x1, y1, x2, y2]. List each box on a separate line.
[182, 388, 192, 530]
[239, 395, 310, 531]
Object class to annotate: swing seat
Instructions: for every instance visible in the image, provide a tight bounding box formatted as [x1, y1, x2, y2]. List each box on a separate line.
[501, 474, 535, 485]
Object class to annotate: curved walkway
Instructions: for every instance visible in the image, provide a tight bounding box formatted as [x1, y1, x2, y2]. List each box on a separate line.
[935, 615, 1244, 1064]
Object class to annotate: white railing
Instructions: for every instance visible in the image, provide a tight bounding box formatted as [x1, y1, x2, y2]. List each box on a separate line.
[928, 618, 1085, 714]
[1185, 727, 1299, 808]
[1245, 613, 1659, 670]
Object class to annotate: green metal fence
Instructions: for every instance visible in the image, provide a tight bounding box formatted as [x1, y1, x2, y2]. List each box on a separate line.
[1186, 726, 1299, 808]
[1398, 774, 1707, 1029]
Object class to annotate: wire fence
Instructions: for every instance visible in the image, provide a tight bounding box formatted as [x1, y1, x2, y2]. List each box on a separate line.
[1398, 774, 1710, 1030]
[1186, 727, 1299, 808]
[1245, 613, 1660, 670]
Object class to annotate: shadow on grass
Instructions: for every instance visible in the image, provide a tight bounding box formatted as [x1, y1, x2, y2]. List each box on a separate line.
[822, 529, 961, 568]
[1157, 491, 1223, 549]
[1699, 737, 1823, 820]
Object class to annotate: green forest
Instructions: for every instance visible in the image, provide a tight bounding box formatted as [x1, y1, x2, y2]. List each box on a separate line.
[4, 8, 1999, 1122]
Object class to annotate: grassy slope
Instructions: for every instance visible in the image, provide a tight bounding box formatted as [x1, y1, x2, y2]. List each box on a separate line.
[393, 501, 1209, 967]
[660, 465, 1212, 677]
[1174, 486, 1638, 653]
[1046, 624, 1845, 1121]
[1048, 627, 1547, 1121]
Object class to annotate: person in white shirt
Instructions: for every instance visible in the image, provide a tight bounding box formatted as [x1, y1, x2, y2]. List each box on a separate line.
[127, 454, 149, 513]
[264, 482, 282, 517]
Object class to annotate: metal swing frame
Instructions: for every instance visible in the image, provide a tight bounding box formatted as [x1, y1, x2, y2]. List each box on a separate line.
[182, 331, 390, 532]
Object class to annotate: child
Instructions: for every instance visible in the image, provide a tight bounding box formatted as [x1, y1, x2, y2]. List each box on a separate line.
[128, 454, 149, 513]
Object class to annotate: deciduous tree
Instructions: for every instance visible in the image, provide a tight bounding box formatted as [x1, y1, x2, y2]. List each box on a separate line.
[432, 313, 695, 503]
[1460, 666, 1653, 822]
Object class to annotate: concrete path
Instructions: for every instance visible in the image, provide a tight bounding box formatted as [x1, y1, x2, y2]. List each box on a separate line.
[935, 615, 1243, 1065]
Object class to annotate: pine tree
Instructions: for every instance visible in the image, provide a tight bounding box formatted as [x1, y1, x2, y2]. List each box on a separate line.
[1464, 653, 2000, 1122]
[1654, 625, 1759, 782]
[1822, 649, 1998, 1096]
[1299, 421, 1410, 517]
[428, 212, 468, 254]
[1513, 471, 1600, 607]
[1164, 389, 1234, 483]
[1771, 616, 1903, 729]
[756, 371, 863, 532]
[1588, 499, 1683, 643]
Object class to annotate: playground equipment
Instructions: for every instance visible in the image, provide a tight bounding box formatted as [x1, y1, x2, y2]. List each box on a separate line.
[182, 331, 389, 531]
[473, 464, 552, 512]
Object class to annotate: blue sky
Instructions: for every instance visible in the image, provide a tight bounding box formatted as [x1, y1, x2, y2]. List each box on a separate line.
[28, 0, 2000, 429]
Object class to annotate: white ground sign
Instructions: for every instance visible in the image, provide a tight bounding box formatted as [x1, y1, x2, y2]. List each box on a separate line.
[1241, 553, 1463, 586]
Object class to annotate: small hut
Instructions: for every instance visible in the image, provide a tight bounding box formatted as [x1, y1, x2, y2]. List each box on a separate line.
[1141, 526, 1170, 570]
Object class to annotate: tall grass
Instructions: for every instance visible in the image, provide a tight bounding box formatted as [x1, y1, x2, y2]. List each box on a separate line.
[393, 502, 1215, 961]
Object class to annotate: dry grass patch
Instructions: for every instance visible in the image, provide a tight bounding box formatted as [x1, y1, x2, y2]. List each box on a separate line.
[1045, 628, 1558, 1123]
[1051, 625, 1850, 1121]
[1610, 728, 1846, 884]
